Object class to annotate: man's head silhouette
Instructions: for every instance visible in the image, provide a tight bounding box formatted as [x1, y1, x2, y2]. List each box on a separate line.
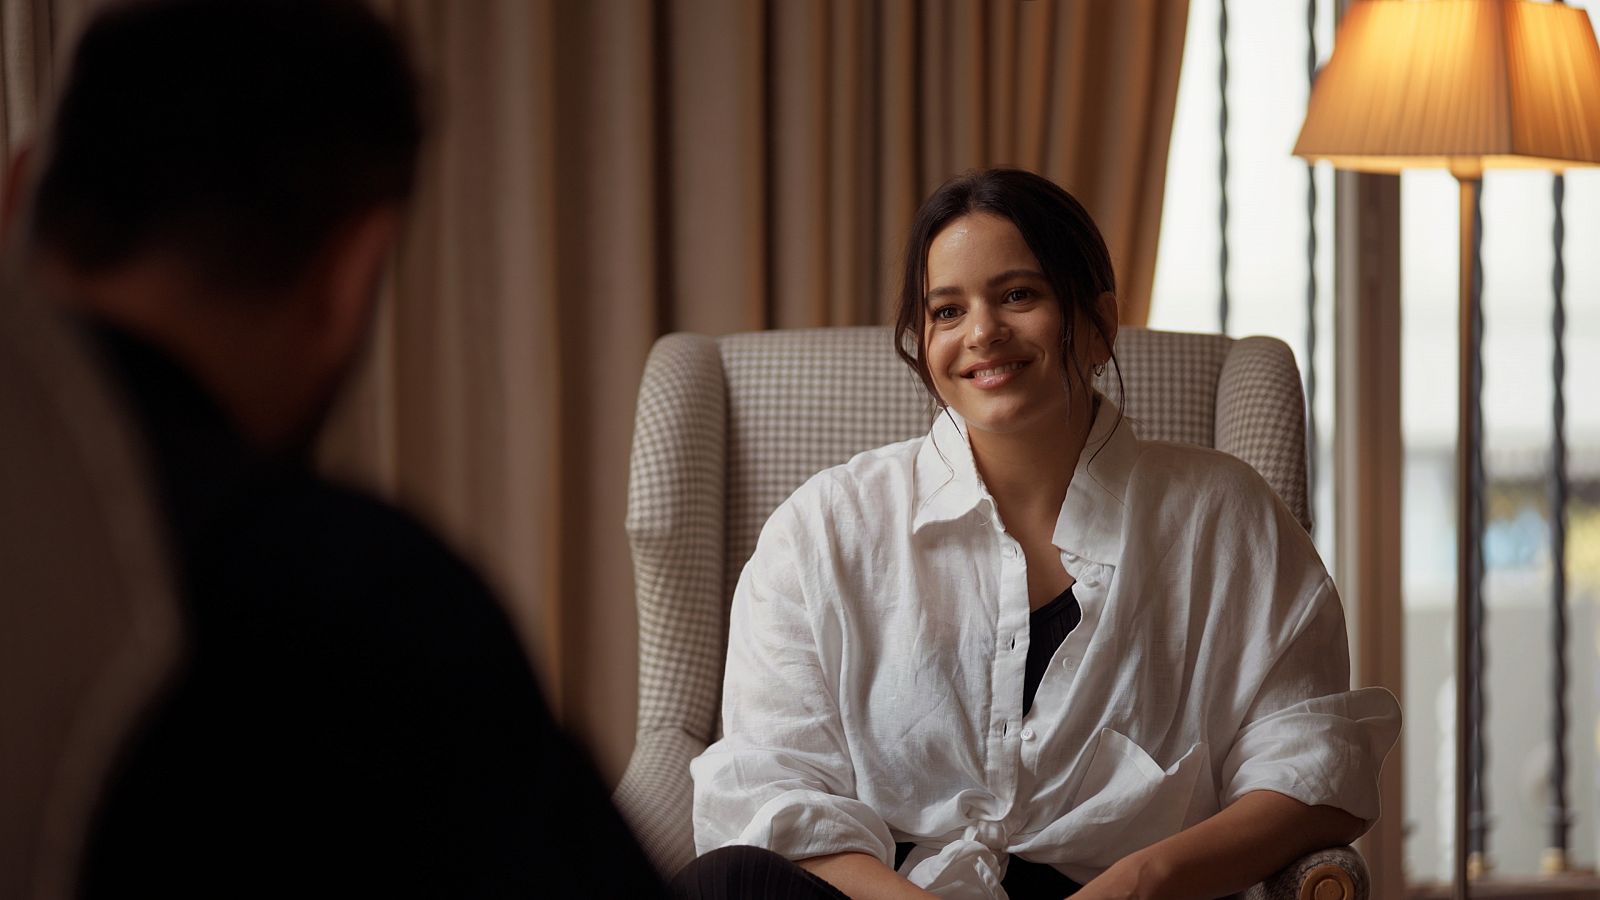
[14, 0, 423, 450]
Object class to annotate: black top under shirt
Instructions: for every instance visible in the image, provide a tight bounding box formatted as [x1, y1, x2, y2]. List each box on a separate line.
[1024, 585, 1083, 715]
[895, 585, 1084, 898]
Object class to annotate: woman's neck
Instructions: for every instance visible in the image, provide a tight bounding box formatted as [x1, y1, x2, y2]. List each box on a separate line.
[968, 394, 1098, 537]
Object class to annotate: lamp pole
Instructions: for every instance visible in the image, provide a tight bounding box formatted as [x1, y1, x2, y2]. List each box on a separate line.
[1453, 165, 1487, 895]
[1542, 170, 1571, 876]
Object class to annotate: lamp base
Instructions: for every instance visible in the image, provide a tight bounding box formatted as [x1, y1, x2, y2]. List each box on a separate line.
[1467, 852, 1490, 880]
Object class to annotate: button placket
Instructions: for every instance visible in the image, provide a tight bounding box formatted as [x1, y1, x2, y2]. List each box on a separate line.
[989, 523, 1030, 801]
[994, 529, 1029, 675]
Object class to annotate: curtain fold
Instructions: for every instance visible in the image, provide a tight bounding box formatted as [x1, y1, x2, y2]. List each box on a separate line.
[1, 0, 1190, 783]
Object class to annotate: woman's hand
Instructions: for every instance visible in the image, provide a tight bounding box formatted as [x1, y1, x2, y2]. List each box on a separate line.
[1070, 790, 1363, 900]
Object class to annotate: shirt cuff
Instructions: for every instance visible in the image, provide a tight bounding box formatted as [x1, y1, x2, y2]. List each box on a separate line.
[1221, 686, 1402, 824]
[697, 787, 897, 866]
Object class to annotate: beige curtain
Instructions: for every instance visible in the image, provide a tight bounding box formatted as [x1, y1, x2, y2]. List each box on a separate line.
[1, 0, 1189, 783]
[326, 0, 1190, 781]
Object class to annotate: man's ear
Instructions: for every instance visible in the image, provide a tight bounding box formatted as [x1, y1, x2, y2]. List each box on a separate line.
[2, 144, 34, 246]
[302, 206, 401, 366]
[1094, 290, 1119, 363]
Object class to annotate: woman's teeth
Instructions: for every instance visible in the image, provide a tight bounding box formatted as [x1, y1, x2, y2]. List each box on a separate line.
[970, 362, 1024, 378]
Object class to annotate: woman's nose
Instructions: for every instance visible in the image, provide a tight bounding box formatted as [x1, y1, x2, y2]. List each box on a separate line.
[966, 303, 1007, 347]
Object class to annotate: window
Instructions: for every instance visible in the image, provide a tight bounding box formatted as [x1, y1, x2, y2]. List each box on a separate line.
[1151, 0, 1600, 885]
[1150, 0, 1336, 570]
[1400, 140, 1600, 879]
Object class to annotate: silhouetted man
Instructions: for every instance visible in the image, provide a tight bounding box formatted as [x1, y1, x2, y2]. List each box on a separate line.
[7, 1, 663, 894]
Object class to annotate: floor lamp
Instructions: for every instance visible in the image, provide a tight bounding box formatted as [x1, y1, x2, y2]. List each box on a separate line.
[1292, 0, 1600, 895]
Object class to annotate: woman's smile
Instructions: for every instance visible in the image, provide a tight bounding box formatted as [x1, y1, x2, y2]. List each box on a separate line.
[962, 358, 1030, 389]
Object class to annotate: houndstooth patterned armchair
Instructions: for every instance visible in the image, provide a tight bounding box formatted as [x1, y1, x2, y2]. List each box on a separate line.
[614, 326, 1369, 900]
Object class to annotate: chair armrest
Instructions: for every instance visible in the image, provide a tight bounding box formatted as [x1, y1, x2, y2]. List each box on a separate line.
[1243, 846, 1368, 900]
[613, 727, 708, 879]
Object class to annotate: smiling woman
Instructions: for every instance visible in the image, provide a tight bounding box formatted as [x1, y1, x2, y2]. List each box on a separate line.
[676, 168, 1401, 900]
[904, 174, 1122, 619]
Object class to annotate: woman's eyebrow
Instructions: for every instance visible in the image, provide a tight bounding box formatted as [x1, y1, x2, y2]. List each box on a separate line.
[987, 268, 1045, 287]
[925, 269, 1046, 304]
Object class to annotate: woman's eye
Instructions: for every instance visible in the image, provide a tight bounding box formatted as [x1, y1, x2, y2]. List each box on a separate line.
[1004, 288, 1034, 303]
[930, 305, 960, 321]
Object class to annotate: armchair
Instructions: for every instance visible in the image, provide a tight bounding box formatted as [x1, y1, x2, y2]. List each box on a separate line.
[614, 326, 1368, 900]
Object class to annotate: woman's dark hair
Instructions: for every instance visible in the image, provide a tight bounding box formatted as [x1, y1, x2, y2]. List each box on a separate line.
[893, 168, 1119, 405]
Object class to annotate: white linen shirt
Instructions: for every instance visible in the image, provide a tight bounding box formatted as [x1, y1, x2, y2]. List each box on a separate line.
[690, 399, 1401, 897]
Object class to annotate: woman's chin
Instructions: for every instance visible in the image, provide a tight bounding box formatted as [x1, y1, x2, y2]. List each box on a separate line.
[953, 393, 1080, 441]
[956, 406, 1039, 438]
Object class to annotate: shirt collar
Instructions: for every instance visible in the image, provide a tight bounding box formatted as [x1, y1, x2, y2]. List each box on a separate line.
[912, 396, 1137, 568]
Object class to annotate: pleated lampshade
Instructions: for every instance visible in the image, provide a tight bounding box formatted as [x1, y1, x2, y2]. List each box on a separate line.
[1293, 0, 1600, 175]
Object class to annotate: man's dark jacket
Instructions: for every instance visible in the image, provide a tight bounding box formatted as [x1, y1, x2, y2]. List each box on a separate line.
[81, 325, 663, 897]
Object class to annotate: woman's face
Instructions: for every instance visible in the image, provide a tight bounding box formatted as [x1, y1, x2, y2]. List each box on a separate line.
[922, 212, 1090, 438]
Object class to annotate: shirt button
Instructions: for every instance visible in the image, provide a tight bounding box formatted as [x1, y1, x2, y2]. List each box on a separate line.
[1004, 545, 1020, 559]
[992, 722, 1006, 737]
[1061, 656, 1075, 670]
[1020, 728, 1036, 742]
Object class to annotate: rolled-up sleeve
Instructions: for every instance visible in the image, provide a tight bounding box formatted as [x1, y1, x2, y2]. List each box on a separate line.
[690, 496, 896, 865]
[1219, 578, 1402, 824]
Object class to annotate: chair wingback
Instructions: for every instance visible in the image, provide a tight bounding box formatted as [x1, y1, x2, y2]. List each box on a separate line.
[1212, 336, 1312, 531]
[1102, 329, 1310, 531]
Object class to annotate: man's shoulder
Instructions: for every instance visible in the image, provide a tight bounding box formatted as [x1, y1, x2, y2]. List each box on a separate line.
[196, 469, 511, 648]
[262, 474, 470, 568]
[232, 471, 477, 577]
